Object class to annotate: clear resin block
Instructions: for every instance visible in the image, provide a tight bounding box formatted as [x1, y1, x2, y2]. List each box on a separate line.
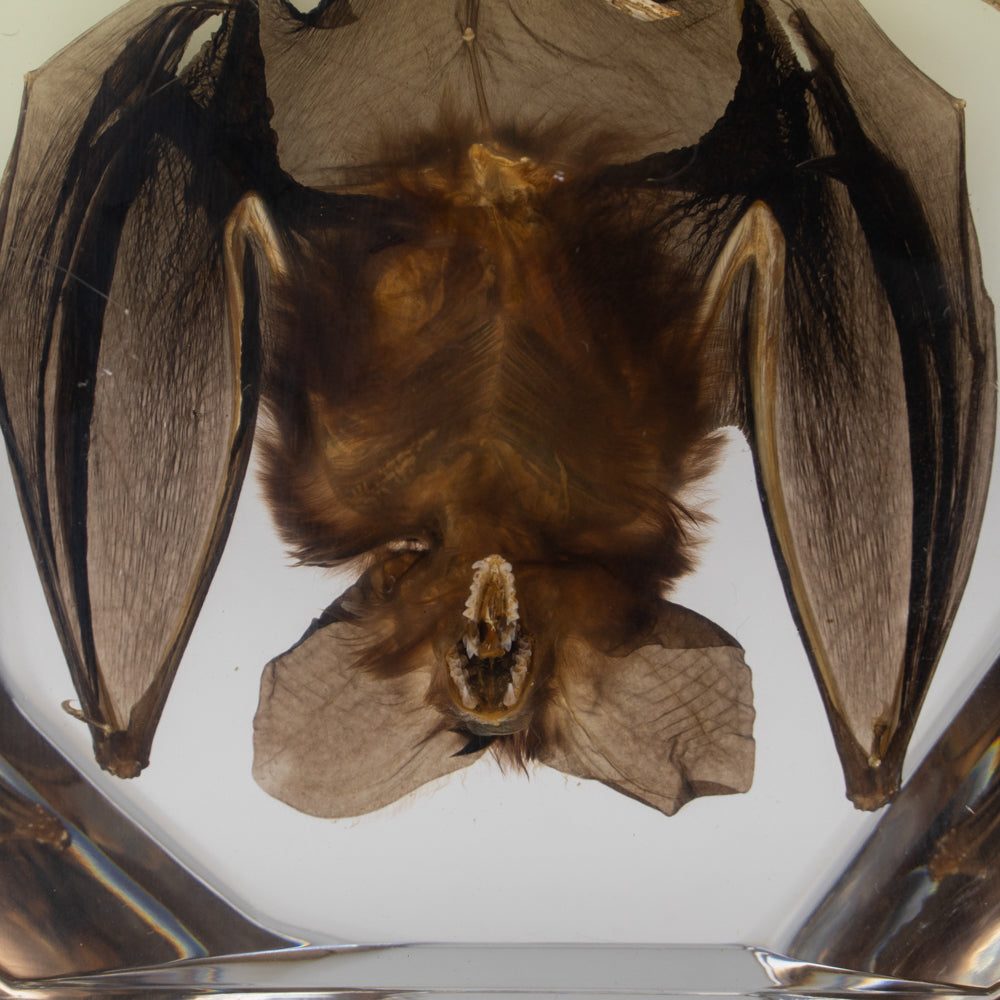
[0, 2, 998, 997]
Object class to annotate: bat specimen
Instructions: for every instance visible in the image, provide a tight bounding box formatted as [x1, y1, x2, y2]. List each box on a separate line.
[0, 0, 993, 818]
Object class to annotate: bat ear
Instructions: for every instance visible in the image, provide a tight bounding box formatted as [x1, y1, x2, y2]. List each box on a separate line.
[536, 603, 754, 816]
[253, 594, 481, 819]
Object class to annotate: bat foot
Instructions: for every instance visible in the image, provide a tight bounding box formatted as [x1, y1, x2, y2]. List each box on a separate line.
[840, 750, 902, 811]
[94, 732, 148, 780]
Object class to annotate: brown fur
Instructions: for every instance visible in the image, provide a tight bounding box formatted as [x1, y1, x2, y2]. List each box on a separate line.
[255, 123, 726, 753]
[259, 124, 721, 588]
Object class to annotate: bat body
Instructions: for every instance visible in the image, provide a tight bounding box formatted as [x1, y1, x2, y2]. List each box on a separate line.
[0, 0, 993, 819]
[249, 135, 755, 815]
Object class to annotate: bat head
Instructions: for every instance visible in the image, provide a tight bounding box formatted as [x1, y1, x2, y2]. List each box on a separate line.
[252, 537, 755, 819]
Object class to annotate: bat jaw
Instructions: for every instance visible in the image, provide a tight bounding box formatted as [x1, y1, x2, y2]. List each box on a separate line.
[445, 554, 536, 733]
[447, 636, 534, 734]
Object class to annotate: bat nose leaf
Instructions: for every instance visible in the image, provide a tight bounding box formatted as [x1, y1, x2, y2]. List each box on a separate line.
[253, 562, 753, 819]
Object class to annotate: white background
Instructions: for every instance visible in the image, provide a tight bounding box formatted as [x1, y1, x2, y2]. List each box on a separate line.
[0, 0, 998, 948]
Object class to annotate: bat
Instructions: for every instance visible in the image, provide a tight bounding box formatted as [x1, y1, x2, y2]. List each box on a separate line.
[0, 0, 993, 819]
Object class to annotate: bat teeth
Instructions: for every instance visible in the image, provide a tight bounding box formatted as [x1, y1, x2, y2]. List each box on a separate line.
[447, 649, 478, 710]
[509, 638, 532, 696]
[499, 622, 516, 653]
[461, 554, 521, 664]
[463, 554, 519, 627]
[447, 635, 534, 719]
[503, 682, 518, 708]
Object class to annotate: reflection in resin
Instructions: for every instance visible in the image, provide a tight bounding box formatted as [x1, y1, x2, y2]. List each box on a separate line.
[9, 645, 1000, 987]
[0, 681, 291, 981]
[0, 0, 993, 827]
[5, 943, 995, 999]
[794, 652, 1000, 989]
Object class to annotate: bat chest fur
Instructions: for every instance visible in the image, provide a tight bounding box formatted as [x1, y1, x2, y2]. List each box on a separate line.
[308, 340, 681, 556]
[266, 140, 715, 578]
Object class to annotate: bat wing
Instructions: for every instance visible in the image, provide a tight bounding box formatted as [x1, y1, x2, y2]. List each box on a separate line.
[0, 2, 274, 775]
[754, 1, 994, 807]
[617, 0, 995, 807]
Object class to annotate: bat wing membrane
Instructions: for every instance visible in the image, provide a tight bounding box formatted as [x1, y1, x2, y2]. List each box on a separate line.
[786, 2, 996, 806]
